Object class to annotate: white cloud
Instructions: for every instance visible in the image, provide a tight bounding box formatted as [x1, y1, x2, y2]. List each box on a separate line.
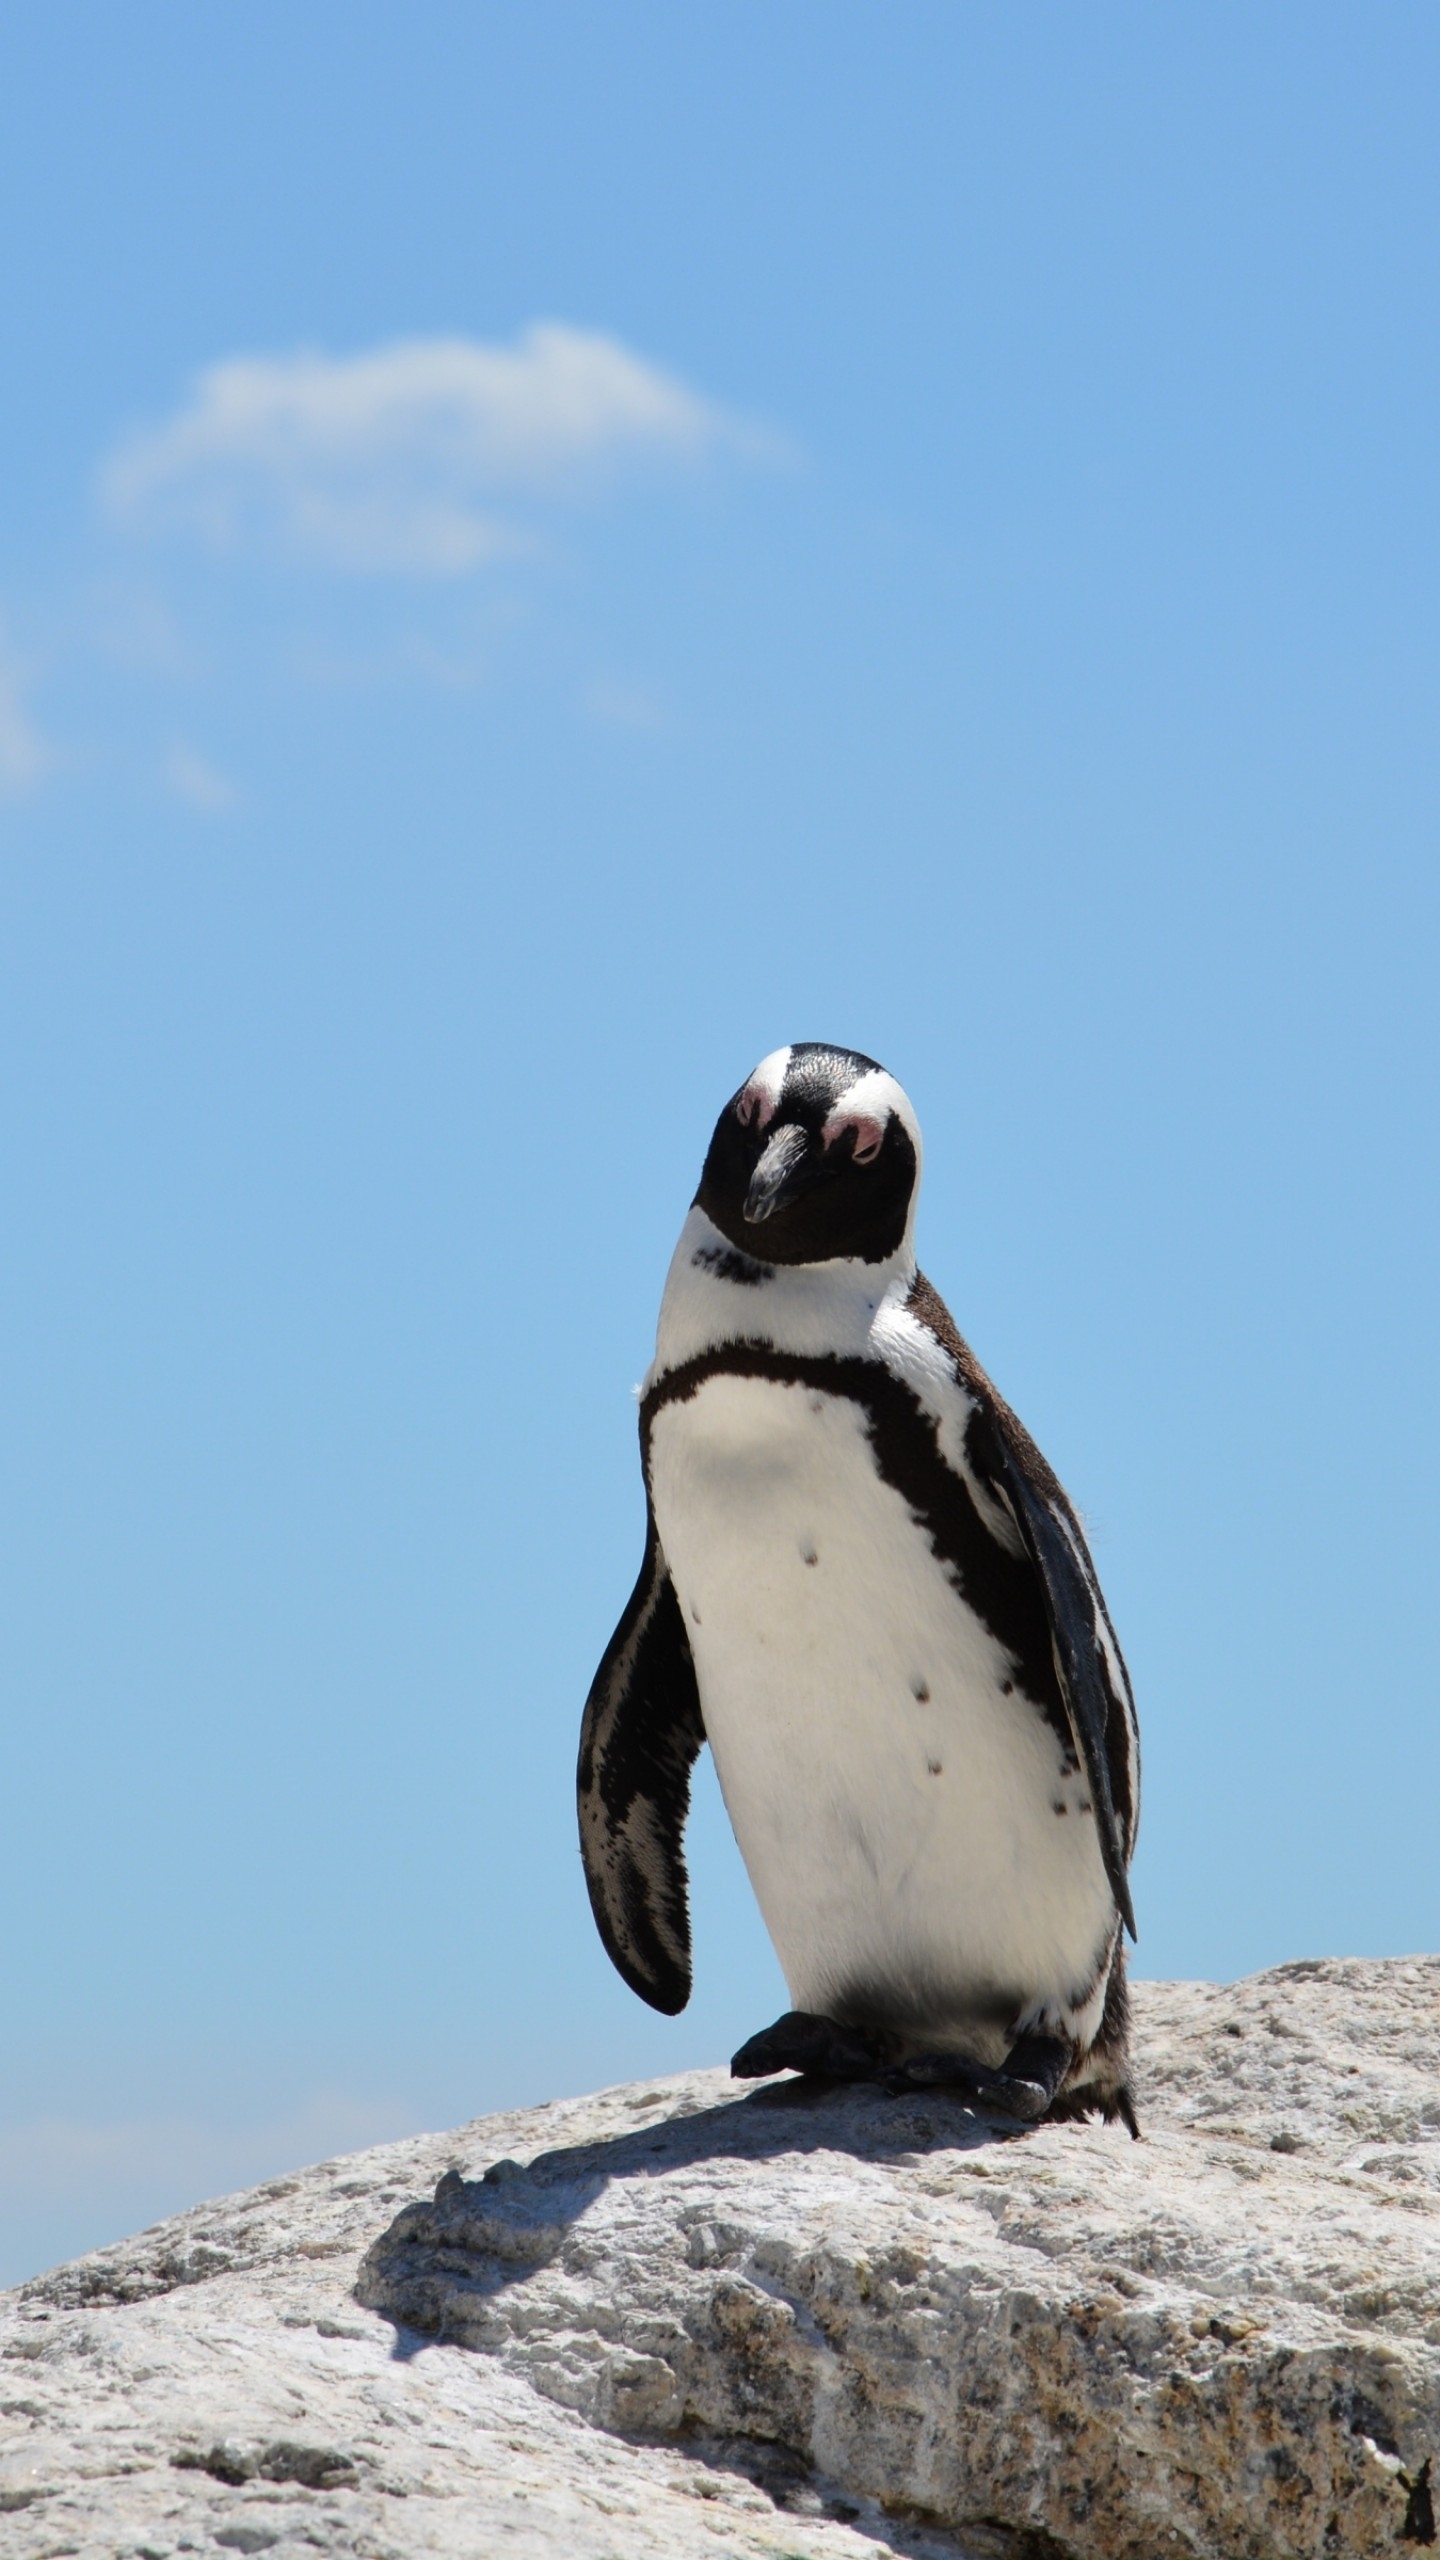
[0, 648, 52, 797]
[164, 742, 237, 811]
[102, 324, 753, 577]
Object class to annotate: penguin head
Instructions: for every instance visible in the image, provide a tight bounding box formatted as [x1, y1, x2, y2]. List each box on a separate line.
[695, 1043, 922, 1268]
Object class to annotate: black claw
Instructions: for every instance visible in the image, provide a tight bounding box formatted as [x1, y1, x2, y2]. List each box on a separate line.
[731, 2010, 881, 2083]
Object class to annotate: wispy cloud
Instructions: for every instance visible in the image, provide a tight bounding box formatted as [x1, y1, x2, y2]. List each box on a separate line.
[0, 2091, 421, 2287]
[0, 644, 52, 797]
[102, 324, 756, 577]
[584, 676, 668, 731]
[164, 741, 237, 811]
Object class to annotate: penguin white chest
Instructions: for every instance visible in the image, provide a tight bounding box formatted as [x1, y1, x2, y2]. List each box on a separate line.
[647, 1369, 1116, 2053]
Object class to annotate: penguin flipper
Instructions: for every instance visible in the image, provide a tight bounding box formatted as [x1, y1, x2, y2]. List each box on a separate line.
[577, 1512, 705, 2014]
[906, 1272, 1140, 1941]
[979, 1423, 1140, 1941]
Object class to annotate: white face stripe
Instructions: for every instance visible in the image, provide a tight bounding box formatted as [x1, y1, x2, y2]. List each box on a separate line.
[735, 1044, 791, 1132]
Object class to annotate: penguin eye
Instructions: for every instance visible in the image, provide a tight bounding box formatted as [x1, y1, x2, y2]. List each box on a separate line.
[823, 1110, 886, 1166]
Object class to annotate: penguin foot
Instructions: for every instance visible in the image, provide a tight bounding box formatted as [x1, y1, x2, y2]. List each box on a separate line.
[883, 2031, 1072, 2123]
[731, 2010, 883, 2083]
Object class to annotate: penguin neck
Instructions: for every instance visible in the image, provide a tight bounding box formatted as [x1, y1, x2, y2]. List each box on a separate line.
[650, 1204, 919, 1382]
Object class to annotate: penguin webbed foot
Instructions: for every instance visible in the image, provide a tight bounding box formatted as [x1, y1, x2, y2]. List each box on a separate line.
[883, 2031, 1072, 2123]
[731, 2014, 1078, 2124]
[731, 2010, 884, 2084]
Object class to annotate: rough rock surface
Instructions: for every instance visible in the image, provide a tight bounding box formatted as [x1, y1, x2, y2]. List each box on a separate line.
[2, 1960, 1437, 2559]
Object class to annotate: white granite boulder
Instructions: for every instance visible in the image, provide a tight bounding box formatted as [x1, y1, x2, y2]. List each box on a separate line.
[2, 1957, 1437, 2557]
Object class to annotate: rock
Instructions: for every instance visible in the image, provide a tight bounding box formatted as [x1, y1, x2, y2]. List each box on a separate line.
[1, 1959, 1437, 2558]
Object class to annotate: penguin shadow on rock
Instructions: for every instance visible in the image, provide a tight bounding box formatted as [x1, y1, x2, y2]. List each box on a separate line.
[359, 2067, 1031, 2357]
[577, 1045, 1142, 2136]
[359, 2092, 1034, 2553]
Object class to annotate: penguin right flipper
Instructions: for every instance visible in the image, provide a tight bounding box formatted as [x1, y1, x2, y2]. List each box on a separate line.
[577, 1511, 705, 2016]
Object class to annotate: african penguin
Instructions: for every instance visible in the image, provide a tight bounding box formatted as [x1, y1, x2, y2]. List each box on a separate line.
[577, 1043, 1140, 2129]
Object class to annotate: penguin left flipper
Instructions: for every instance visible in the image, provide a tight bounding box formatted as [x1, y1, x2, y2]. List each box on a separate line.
[905, 1271, 1139, 1943]
[577, 1508, 705, 2016]
[971, 1405, 1139, 1942]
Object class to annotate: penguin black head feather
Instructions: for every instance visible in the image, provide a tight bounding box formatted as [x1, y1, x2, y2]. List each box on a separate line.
[695, 1042, 921, 1267]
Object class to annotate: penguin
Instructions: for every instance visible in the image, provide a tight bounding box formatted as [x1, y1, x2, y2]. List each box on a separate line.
[577, 1043, 1140, 2131]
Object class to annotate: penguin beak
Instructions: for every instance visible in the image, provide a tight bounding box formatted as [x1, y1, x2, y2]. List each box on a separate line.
[743, 1122, 816, 1224]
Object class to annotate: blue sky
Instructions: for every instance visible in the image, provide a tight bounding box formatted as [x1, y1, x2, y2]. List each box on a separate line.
[2, 4, 1437, 2283]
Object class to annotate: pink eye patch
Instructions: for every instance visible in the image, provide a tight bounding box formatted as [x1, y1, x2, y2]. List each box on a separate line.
[822, 1109, 886, 1165]
[735, 1083, 779, 1131]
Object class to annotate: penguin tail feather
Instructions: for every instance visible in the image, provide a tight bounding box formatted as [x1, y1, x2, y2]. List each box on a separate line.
[1045, 2079, 1141, 2140]
[1045, 1933, 1139, 2135]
